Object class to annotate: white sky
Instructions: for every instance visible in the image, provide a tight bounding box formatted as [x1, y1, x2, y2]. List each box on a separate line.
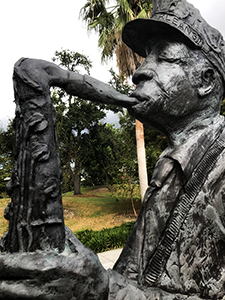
[1, 0, 225, 127]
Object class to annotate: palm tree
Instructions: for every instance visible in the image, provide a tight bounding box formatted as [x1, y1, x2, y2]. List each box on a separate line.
[81, 0, 152, 201]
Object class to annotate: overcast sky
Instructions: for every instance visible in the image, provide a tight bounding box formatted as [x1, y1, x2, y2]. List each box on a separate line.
[1, 0, 225, 128]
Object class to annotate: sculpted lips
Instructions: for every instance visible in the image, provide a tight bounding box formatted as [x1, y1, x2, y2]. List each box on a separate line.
[130, 91, 147, 102]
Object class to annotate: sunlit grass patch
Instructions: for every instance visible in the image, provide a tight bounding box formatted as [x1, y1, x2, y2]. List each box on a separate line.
[0, 187, 141, 240]
[0, 198, 9, 237]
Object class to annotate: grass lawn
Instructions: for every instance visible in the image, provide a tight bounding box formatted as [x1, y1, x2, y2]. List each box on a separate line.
[0, 187, 141, 239]
[0, 198, 9, 238]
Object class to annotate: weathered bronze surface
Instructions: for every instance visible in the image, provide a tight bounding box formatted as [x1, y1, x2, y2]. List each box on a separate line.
[0, 0, 225, 299]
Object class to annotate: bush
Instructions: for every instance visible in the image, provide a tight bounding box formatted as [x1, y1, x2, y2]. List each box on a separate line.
[75, 221, 135, 253]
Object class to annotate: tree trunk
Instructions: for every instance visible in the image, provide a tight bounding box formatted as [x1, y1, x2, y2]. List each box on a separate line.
[73, 159, 81, 195]
[136, 119, 148, 202]
[130, 193, 138, 218]
[105, 173, 109, 187]
[73, 129, 81, 195]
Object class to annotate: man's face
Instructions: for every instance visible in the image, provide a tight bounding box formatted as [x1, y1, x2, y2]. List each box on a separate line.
[128, 39, 202, 130]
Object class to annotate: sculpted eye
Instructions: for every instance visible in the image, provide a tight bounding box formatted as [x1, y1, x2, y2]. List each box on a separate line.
[158, 55, 181, 63]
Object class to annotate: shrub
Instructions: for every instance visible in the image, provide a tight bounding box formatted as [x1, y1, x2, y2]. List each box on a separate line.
[75, 221, 135, 253]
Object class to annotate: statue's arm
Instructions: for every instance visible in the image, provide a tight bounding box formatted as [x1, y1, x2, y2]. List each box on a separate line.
[15, 58, 138, 108]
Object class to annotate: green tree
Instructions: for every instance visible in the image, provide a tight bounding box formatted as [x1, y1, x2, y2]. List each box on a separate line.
[0, 121, 14, 196]
[81, 123, 120, 186]
[52, 50, 104, 194]
[81, 0, 153, 201]
[52, 49, 122, 194]
[81, 0, 152, 77]
[78, 70, 131, 187]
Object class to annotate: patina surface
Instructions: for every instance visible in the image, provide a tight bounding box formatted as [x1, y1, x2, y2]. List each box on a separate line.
[0, 0, 225, 299]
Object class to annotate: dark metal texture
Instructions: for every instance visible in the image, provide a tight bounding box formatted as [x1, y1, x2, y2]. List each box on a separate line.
[4, 58, 66, 253]
[0, 0, 225, 299]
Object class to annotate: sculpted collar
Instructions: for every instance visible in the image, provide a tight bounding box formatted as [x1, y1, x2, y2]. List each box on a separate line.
[159, 115, 225, 183]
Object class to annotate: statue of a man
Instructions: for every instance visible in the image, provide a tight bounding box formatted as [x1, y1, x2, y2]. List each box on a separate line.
[0, 0, 225, 299]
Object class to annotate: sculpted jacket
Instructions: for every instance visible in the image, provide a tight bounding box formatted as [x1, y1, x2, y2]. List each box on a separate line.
[113, 115, 225, 299]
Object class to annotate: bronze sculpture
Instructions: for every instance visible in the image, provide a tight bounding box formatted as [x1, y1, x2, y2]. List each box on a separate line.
[0, 0, 225, 298]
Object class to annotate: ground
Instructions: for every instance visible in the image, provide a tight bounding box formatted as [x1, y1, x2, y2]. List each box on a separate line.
[0, 187, 141, 238]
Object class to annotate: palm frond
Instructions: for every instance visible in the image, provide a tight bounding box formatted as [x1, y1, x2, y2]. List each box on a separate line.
[80, 0, 108, 25]
[99, 27, 118, 60]
[137, 8, 149, 19]
[81, 0, 152, 76]
[116, 36, 144, 77]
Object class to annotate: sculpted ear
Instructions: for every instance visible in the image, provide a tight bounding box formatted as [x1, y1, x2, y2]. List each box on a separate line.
[197, 68, 215, 97]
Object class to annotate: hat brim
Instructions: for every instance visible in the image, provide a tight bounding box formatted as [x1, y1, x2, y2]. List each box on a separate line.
[122, 18, 194, 57]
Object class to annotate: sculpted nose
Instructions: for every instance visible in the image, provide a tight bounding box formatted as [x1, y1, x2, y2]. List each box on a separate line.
[132, 68, 154, 85]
